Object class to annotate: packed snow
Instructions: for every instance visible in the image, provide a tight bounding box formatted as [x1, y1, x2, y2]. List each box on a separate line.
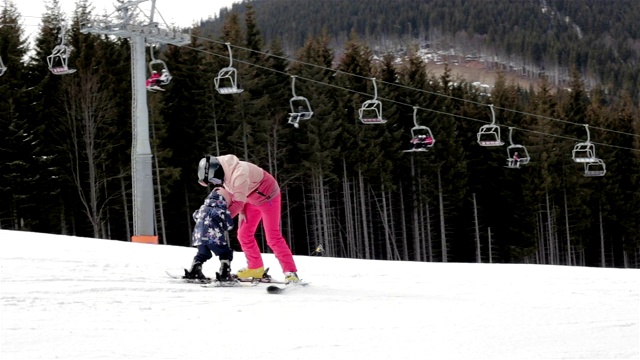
[1, 229, 638, 359]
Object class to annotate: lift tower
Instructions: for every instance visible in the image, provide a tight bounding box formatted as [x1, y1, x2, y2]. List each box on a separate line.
[81, 0, 190, 243]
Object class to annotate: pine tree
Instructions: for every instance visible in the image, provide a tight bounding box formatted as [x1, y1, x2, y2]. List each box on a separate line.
[159, 31, 210, 246]
[592, 92, 640, 266]
[558, 67, 596, 264]
[427, 64, 470, 261]
[0, 1, 31, 229]
[334, 31, 378, 259]
[217, 12, 248, 158]
[286, 33, 342, 256]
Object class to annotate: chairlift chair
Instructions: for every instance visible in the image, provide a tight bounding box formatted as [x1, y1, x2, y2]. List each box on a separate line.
[287, 76, 314, 128]
[149, 59, 172, 86]
[405, 126, 435, 152]
[359, 100, 385, 124]
[505, 127, 530, 168]
[359, 78, 386, 124]
[146, 46, 172, 92]
[572, 124, 598, 163]
[47, 45, 76, 75]
[404, 107, 435, 152]
[47, 26, 76, 75]
[477, 104, 504, 146]
[506, 146, 530, 168]
[214, 42, 243, 94]
[572, 143, 597, 163]
[583, 158, 606, 177]
[0, 56, 6, 76]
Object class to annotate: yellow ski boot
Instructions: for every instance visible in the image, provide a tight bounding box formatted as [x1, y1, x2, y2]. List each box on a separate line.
[236, 267, 265, 280]
[284, 272, 300, 284]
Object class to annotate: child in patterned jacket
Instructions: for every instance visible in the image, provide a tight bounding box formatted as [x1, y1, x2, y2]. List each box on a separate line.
[183, 185, 235, 282]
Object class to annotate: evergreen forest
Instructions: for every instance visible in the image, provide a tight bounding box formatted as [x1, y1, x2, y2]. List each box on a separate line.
[1, 0, 639, 269]
[204, 0, 640, 100]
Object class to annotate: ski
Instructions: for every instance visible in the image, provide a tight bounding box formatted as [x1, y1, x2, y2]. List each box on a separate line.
[166, 270, 213, 284]
[166, 269, 304, 291]
[266, 281, 310, 294]
[200, 280, 257, 288]
[235, 277, 287, 285]
[266, 285, 287, 294]
[165, 270, 259, 288]
[166, 270, 258, 288]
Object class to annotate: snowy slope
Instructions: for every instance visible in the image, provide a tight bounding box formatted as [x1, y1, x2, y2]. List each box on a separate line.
[1, 229, 638, 360]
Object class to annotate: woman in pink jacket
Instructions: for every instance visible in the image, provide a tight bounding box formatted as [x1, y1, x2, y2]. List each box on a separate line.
[197, 154, 299, 283]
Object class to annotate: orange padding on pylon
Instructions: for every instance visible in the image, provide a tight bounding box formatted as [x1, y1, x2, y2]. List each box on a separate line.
[131, 236, 158, 244]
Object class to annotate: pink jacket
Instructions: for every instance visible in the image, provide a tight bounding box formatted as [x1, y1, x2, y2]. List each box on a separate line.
[217, 155, 280, 217]
[146, 72, 160, 86]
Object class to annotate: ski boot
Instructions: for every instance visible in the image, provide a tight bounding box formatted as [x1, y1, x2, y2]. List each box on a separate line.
[284, 272, 300, 284]
[183, 261, 209, 282]
[215, 260, 234, 283]
[235, 267, 275, 282]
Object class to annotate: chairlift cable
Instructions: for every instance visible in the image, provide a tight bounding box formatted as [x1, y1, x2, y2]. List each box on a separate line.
[6, 21, 639, 143]
[184, 41, 640, 153]
[190, 34, 640, 141]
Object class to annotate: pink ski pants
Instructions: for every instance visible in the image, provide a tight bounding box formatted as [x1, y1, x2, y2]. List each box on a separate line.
[237, 191, 297, 274]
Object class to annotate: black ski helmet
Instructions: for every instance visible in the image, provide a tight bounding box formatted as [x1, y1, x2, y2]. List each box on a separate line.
[197, 155, 224, 187]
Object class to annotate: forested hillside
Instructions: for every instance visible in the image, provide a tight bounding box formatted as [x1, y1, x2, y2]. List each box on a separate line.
[202, 0, 640, 100]
[1, 0, 639, 268]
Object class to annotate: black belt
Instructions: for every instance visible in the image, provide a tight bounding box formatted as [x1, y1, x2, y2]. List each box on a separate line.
[255, 190, 271, 200]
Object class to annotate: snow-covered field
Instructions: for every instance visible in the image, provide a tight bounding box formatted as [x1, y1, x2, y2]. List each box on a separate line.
[1, 229, 638, 360]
